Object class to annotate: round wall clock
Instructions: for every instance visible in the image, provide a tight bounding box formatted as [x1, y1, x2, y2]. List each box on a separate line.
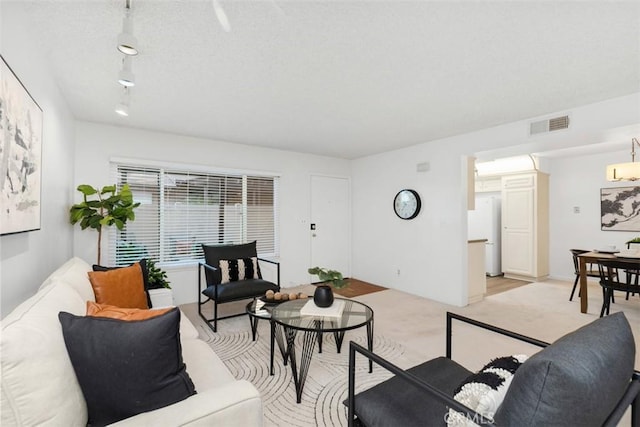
[393, 189, 421, 220]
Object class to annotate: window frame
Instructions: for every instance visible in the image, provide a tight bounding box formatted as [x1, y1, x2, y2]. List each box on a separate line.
[108, 158, 280, 267]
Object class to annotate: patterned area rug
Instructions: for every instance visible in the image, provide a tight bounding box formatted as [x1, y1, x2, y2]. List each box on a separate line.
[190, 311, 406, 427]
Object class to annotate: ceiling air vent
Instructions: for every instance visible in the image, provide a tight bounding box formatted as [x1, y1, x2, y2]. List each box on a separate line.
[529, 115, 570, 135]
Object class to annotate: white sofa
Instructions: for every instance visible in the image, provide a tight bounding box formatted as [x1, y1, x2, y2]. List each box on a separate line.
[1, 257, 263, 426]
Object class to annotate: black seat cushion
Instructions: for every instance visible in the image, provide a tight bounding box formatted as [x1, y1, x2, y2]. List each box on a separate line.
[347, 357, 472, 427]
[202, 278, 278, 302]
[494, 312, 635, 426]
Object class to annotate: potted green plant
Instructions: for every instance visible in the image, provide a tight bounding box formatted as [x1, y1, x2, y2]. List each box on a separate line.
[308, 267, 348, 307]
[626, 237, 640, 248]
[69, 184, 140, 264]
[146, 259, 171, 289]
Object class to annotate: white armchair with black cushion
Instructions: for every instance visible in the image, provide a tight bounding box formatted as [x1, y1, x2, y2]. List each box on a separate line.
[199, 241, 280, 332]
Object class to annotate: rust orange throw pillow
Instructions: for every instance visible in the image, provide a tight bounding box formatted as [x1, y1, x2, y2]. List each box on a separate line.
[86, 302, 172, 321]
[87, 263, 149, 309]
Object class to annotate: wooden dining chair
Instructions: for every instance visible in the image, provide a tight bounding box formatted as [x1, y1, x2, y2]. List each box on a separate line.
[597, 259, 640, 317]
[569, 249, 599, 301]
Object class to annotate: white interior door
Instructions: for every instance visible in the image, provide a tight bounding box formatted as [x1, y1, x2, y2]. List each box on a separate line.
[502, 186, 534, 275]
[310, 175, 351, 279]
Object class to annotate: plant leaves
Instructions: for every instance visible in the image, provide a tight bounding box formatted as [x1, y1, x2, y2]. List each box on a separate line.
[119, 184, 134, 202]
[77, 185, 97, 196]
[105, 195, 121, 205]
[101, 185, 116, 194]
[308, 266, 347, 288]
[69, 207, 85, 224]
[88, 215, 103, 229]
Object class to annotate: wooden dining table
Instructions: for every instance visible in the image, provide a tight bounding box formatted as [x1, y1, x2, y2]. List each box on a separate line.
[577, 251, 640, 313]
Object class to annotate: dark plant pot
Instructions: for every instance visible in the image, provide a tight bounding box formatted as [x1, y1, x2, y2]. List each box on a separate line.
[313, 285, 334, 308]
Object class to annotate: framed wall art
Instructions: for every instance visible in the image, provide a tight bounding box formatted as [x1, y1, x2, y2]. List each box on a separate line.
[601, 186, 640, 231]
[0, 55, 43, 235]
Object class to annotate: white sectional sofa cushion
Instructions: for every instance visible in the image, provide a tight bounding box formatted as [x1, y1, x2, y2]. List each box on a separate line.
[2, 280, 88, 426]
[1, 257, 262, 426]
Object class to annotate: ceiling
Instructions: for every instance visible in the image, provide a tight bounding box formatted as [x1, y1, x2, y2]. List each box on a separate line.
[15, 0, 640, 159]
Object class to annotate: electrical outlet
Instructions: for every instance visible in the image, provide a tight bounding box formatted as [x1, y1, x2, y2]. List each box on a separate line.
[573, 206, 580, 214]
[396, 269, 401, 276]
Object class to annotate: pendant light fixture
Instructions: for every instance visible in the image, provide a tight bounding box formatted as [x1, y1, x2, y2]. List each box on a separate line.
[117, 0, 138, 56]
[606, 138, 640, 181]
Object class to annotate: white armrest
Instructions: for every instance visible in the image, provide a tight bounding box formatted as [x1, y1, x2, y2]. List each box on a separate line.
[109, 380, 262, 426]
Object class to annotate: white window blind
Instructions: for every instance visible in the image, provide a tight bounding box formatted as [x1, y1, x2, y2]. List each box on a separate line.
[109, 164, 278, 266]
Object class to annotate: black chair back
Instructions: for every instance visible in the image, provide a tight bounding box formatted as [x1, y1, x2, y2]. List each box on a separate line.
[570, 249, 589, 275]
[597, 258, 640, 317]
[598, 259, 640, 288]
[201, 241, 261, 285]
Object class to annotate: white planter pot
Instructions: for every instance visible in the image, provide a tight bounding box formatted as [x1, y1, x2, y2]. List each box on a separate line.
[148, 288, 174, 308]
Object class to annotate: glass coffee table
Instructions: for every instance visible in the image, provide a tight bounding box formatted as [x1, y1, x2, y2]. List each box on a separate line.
[271, 298, 374, 403]
[245, 299, 288, 376]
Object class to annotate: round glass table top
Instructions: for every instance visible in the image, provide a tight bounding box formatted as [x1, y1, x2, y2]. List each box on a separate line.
[271, 297, 373, 333]
[246, 299, 274, 319]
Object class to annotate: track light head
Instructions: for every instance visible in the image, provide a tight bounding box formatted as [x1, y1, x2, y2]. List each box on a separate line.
[117, 30, 138, 56]
[117, 70, 135, 87]
[115, 102, 129, 116]
[117, 6, 138, 56]
[117, 56, 135, 87]
[115, 87, 130, 116]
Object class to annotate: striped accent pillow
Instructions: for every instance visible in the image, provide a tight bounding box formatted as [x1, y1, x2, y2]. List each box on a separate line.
[447, 354, 528, 427]
[219, 257, 259, 284]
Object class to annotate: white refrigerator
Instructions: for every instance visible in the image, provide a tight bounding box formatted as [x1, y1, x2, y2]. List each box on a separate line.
[468, 194, 502, 276]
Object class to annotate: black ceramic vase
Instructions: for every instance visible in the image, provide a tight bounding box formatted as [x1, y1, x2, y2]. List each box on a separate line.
[313, 285, 334, 308]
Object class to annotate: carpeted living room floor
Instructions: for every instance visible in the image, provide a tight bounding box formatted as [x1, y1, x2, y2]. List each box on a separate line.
[181, 279, 640, 426]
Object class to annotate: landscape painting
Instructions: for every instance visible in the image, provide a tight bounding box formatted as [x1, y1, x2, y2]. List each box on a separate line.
[601, 186, 640, 231]
[0, 55, 43, 235]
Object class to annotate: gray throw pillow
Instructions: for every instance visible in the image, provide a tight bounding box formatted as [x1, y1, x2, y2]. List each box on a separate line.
[494, 312, 635, 426]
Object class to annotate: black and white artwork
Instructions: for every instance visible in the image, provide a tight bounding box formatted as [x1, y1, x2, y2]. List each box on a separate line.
[601, 186, 640, 231]
[0, 55, 43, 235]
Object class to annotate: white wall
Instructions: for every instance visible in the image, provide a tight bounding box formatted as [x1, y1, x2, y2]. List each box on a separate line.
[0, 3, 76, 316]
[548, 148, 640, 281]
[352, 93, 640, 307]
[73, 121, 351, 305]
[352, 142, 472, 306]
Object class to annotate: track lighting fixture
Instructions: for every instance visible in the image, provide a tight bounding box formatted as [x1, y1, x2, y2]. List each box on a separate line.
[117, 0, 138, 56]
[115, 103, 129, 117]
[114, 0, 138, 115]
[115, 87, 130, 117]
[117, 56, 135, 87]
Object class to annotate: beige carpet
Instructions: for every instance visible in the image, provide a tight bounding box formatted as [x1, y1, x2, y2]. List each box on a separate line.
[181, 279, 640, 426]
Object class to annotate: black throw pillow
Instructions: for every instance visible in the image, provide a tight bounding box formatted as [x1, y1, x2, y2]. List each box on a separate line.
[92, 259, 152, 307]
[58, 308, 196, 426]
